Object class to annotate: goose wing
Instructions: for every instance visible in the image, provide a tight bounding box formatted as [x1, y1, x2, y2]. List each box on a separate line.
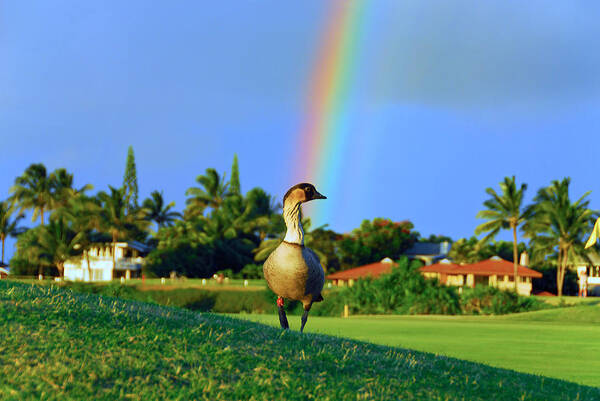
[302, 247, 325, 298]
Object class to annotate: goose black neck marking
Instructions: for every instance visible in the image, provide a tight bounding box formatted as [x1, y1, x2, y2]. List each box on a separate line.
[283, 200, 303, 245]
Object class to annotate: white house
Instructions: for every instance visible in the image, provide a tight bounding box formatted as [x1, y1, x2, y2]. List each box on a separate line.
[575, 250, 600, 295]
[64, 241, 152, 282]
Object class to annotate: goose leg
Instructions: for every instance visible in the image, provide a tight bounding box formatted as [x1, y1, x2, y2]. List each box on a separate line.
[277, 297, 289, 330]
[300, 302, 313, 333]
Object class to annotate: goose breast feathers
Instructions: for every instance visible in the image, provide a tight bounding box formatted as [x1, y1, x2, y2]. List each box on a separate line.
[263, 241, 325, 305]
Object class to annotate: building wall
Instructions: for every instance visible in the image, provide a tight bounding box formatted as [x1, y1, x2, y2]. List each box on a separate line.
[64, 244, 143, 282]
[419, 272, 533, 296]
[64, 259, 114, 282]
[495, 276, 532, 296]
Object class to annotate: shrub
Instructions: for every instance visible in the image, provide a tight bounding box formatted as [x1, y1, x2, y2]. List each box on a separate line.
[342, 257, 462, 315]
[310, 290, 346, 316]
[460, 285, 547, 315]
[338, 219, 417, 270]
[145, 243, 215, 278]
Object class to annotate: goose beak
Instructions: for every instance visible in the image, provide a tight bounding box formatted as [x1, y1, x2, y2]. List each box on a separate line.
[313, 191, 327, 200]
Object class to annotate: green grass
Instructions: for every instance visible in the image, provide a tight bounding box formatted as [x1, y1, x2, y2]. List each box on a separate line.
[1, 281, 599, 400]
[10, 277, 267, 290]
[533, 295, 600, 307]
[238, 306, 600, 388]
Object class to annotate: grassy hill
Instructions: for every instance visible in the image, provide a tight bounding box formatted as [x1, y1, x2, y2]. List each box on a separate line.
[0, 281, 598, 401]
[241, 305, 600, 387]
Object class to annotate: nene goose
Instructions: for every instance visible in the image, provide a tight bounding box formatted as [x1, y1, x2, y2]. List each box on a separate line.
[263, 183, 326, 332]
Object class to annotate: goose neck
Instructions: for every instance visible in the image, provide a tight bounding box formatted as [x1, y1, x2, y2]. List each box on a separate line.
[283, 201, 304, 245]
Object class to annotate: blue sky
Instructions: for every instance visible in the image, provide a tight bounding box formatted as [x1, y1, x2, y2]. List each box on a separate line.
[1, 1, 599, 261]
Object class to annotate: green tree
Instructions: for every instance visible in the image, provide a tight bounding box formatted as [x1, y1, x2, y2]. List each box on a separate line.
[52, 195, 103, 280]
[419, 234, 453, 244]
[475, 176, 530, 291]
[0, 201, 26, 263]
[14, 220, 84, 277]
[142, 190, 182, 231]
[11, 226, 47, 275]
[448, 237, 485, 264]
[229, 154, 241, 197]
[98, 186, 149, 274]
[448, 237, 526, 265]
[184, 168, 229, 217]
[38, 219, 85, 277]
[337, 218, 417, 269]
[523, 178, 596, 297]
[123, 146, 139, 214]
[241, 187, 283, 241]
[308, 228, 342, 273]
[50, 168, 93, 209]
[10, 163, 54, 225]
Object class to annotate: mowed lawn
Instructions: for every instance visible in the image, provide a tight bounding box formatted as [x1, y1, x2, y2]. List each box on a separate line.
[2, 281, 599, 400]
[238, 305, 600, 388]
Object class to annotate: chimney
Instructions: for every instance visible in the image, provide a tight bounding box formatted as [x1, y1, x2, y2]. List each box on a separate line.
[519, 251, 529, 267]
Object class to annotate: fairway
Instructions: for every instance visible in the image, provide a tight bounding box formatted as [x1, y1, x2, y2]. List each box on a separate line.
[3, 281, 599, 400]
[237, 308, 600, 388]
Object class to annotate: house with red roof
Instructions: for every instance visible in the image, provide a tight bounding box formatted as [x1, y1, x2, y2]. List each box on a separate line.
[420, 256, 542, 296]
[326, 256, 542, 296]
[326, 257, 396, 287]
[0, 262, 9, 279]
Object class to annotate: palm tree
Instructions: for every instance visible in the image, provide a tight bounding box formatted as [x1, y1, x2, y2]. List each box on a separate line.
[52, 195, 102, 280]
[243, 187, 282, 241]
[98, 187, 149, 275]
[475, 176, 530, 291]
[50, 168, 93, 209]
[0, 201, 26, 263]
[142, 190, 182, 232]
[35, 219, 84, 277]
[448, 237, 492, 265]
[524, 178, 596, 296]
[185, 168, 229, 217]
[10, 163, 54, 225]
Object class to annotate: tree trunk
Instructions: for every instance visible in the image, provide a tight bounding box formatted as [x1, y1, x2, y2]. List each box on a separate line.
[112, 232, 117, 280]
[512, 225, 519, 293]
[57, 262, 64, 278]
[557, 247, 565, 297]
[561, 247, 570, 297]
[1, 235, 5, 264]
[86, 249, 92, 282]
[41, 207, 44, 225]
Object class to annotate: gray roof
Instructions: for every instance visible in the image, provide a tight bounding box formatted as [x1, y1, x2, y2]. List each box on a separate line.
[405, 241, 451, 257]
[92, 241, 153, 254]
[126, 241, 153, 254]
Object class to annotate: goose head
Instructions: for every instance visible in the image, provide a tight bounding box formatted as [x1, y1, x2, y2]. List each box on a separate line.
[283, 183, 326, 205]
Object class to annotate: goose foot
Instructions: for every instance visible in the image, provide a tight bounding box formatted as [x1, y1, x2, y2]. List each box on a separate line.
[277, 297, 289, 330]
[300, 303, 312, 333]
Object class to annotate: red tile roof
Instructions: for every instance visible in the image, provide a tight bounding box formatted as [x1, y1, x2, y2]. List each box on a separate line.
[420, 258, 542, 278]
[326, 260, 396, 280]
[420, 261, 461, 273]
[327, 257, 542, 281]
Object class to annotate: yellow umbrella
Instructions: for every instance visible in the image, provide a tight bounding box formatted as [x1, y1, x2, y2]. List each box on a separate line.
[585, 217, 600, 249]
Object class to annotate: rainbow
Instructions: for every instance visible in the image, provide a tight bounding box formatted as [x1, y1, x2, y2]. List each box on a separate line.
[292, 1, 366, 228]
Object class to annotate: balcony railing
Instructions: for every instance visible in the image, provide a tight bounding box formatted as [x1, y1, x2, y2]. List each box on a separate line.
[115, 258, 143, 271]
